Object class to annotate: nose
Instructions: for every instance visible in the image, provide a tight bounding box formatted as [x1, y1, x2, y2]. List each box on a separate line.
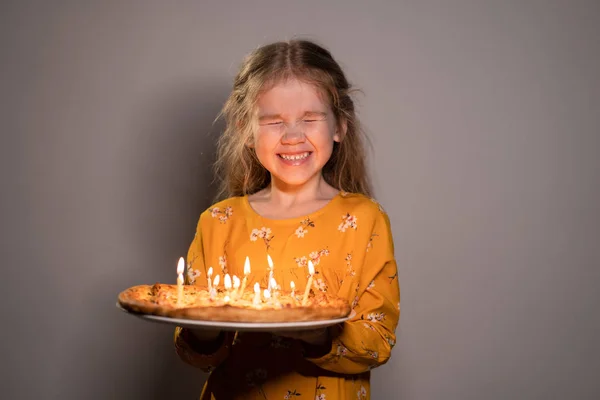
[281, 124, 306, 145]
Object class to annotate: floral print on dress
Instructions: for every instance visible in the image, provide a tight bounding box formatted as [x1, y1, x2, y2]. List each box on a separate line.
[371, 197, 386, 212]
[336, 343, 348, 357]
[345, 253, 356, 280]
[295, 217, 315, 238]
[366, 233, 378, 252]
[366, 312, 386, 322]
[250, 226, 274, 249]
[175, 194, 399, 400]
[357, 385, 368, 399]
[284, 389, 301, 399]
[294, 248, 329, 268]
[309, 249, 329, 266]
[186, 266, 201, 285]
[338, 213, 358, 232]
[210, 206, 233, 223]
[314, 276, 328, 292]
[384, 334, 396, 348]
[219, 255, 227, 273]
[315, 383, 327, 400]
[362, 322, 376, 331]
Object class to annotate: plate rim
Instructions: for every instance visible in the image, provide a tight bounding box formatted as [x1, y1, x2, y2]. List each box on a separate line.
[116, 302, 350, 331]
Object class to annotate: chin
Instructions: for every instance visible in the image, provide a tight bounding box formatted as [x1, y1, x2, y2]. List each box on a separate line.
[271, 172, 319, 188]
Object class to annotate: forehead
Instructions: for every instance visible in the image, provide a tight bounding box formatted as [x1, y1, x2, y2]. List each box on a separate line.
[256, 78, 330, 115]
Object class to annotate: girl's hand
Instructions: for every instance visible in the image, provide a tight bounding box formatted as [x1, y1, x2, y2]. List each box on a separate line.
[182, 328, 224, 355]
[277, 328, 330, 346]
[188, 328, 222, 342]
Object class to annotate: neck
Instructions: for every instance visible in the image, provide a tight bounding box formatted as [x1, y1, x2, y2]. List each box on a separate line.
[267, 174, 338, 206]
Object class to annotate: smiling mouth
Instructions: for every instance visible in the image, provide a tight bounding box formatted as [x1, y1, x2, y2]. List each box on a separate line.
[278, 152, 312, 161]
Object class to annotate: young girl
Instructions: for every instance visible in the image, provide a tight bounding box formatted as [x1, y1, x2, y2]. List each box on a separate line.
[174, 39, 400, 399]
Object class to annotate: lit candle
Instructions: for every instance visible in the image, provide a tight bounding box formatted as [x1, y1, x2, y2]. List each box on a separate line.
[224, 274, 232, 303]
[267, 254, 274, 290]
[240, 256, 251, 295]
[302, 260, 315, 306]
[290, 280, 296, 299]
[177, 257, 184, 306]
[263, 288, 271, 304]
[232, 275, 240, 300]
[253, 282, 261, 306]
[211, 274, 220, 299]
[207, 267, 213, 292]
[270, 277, 279, 302]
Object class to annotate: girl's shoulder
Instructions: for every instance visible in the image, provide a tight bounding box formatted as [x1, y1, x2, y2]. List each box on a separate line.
[198, 196, 247, 225]
[337, 191, 387, 216]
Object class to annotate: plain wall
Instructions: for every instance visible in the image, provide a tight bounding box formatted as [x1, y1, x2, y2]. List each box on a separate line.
[1, 1, 599, 399]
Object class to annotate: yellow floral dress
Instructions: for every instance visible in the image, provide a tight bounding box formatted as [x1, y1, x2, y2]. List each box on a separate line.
[174, 192, 400, 400]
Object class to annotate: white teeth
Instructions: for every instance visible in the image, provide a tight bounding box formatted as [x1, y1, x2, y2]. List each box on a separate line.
[280, 152, 309, 161]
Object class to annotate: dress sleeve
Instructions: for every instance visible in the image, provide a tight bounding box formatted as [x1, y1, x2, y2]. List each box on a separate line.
[306, 210, 400, 374]
[173, 212, 234, 372]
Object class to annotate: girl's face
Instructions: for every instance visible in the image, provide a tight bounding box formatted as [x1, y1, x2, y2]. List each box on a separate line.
[253, 78, 342, 190]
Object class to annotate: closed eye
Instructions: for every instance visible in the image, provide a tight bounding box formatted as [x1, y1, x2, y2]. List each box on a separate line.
[261, 121, 283, 126]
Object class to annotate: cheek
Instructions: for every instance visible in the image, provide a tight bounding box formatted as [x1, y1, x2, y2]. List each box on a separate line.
[253, 132, 277, 156]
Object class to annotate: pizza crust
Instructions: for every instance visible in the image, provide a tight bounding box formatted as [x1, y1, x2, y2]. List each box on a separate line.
[118, 283, 351, 323]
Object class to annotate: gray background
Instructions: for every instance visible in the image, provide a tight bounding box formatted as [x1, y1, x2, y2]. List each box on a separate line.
[1, 1, 599, 399]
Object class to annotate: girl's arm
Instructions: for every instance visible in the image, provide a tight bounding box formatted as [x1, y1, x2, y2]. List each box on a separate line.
[305, 210, 400, 374]
[173, 212, 234, 372]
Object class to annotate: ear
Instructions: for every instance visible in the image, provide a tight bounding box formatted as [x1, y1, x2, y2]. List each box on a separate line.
[245, 135, 255, 148]
[334, 119, 347, 142]
[238, 119, 256, 148]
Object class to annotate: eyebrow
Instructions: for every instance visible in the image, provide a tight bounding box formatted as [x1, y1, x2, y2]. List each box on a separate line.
[258, 111, 328, 121]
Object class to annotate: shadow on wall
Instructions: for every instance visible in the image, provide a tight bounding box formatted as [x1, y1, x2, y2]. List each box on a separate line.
[119, 80, 230, 399]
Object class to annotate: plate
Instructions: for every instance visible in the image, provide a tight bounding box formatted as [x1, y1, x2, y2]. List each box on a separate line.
[117, 303, 350, 332]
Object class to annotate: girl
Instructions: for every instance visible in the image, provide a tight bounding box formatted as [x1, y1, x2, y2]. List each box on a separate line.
[175, 39, 400, 399]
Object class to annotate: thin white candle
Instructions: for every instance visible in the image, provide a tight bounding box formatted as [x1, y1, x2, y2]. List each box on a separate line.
[224, 274, 232, 302]
[267, 254, 274, 290]
[253, 282, 261, 306]
[232, 275, 240, 300]
[240, 256, 251, 295]
[210, 274, 220, 299]
[290, 280, 296, 299]
[263, 288, 271, 303]
[302, 260, 315, 306]
[270, 277, 279, 301]
[177, 257, 184, 306]
[207, 267, 213, 292]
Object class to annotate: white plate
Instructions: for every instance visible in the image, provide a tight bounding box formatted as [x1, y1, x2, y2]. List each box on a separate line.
[117, 303, 350, 332]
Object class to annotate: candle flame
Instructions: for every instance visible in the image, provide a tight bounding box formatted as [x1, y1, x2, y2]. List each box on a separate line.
[244, 256, 251, 275]
[177, 257, 184, 275]
[267, 254, 274, 270]
[224, 274, 232, 290]
[308, 260, 315, 275]
[233, 275, 240, 289]
[213, 275, 220, 286]
[263, 288, 271, 299]
[254, 282, 260, 294]
[207, 266, 213, 277]
[290, 281, 295, 289]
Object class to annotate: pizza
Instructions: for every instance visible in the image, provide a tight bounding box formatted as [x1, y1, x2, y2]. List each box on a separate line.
[118, 283, 351, 323]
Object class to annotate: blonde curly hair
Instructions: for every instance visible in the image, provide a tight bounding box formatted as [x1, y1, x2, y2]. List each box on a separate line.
[213, 39, 371, 200]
